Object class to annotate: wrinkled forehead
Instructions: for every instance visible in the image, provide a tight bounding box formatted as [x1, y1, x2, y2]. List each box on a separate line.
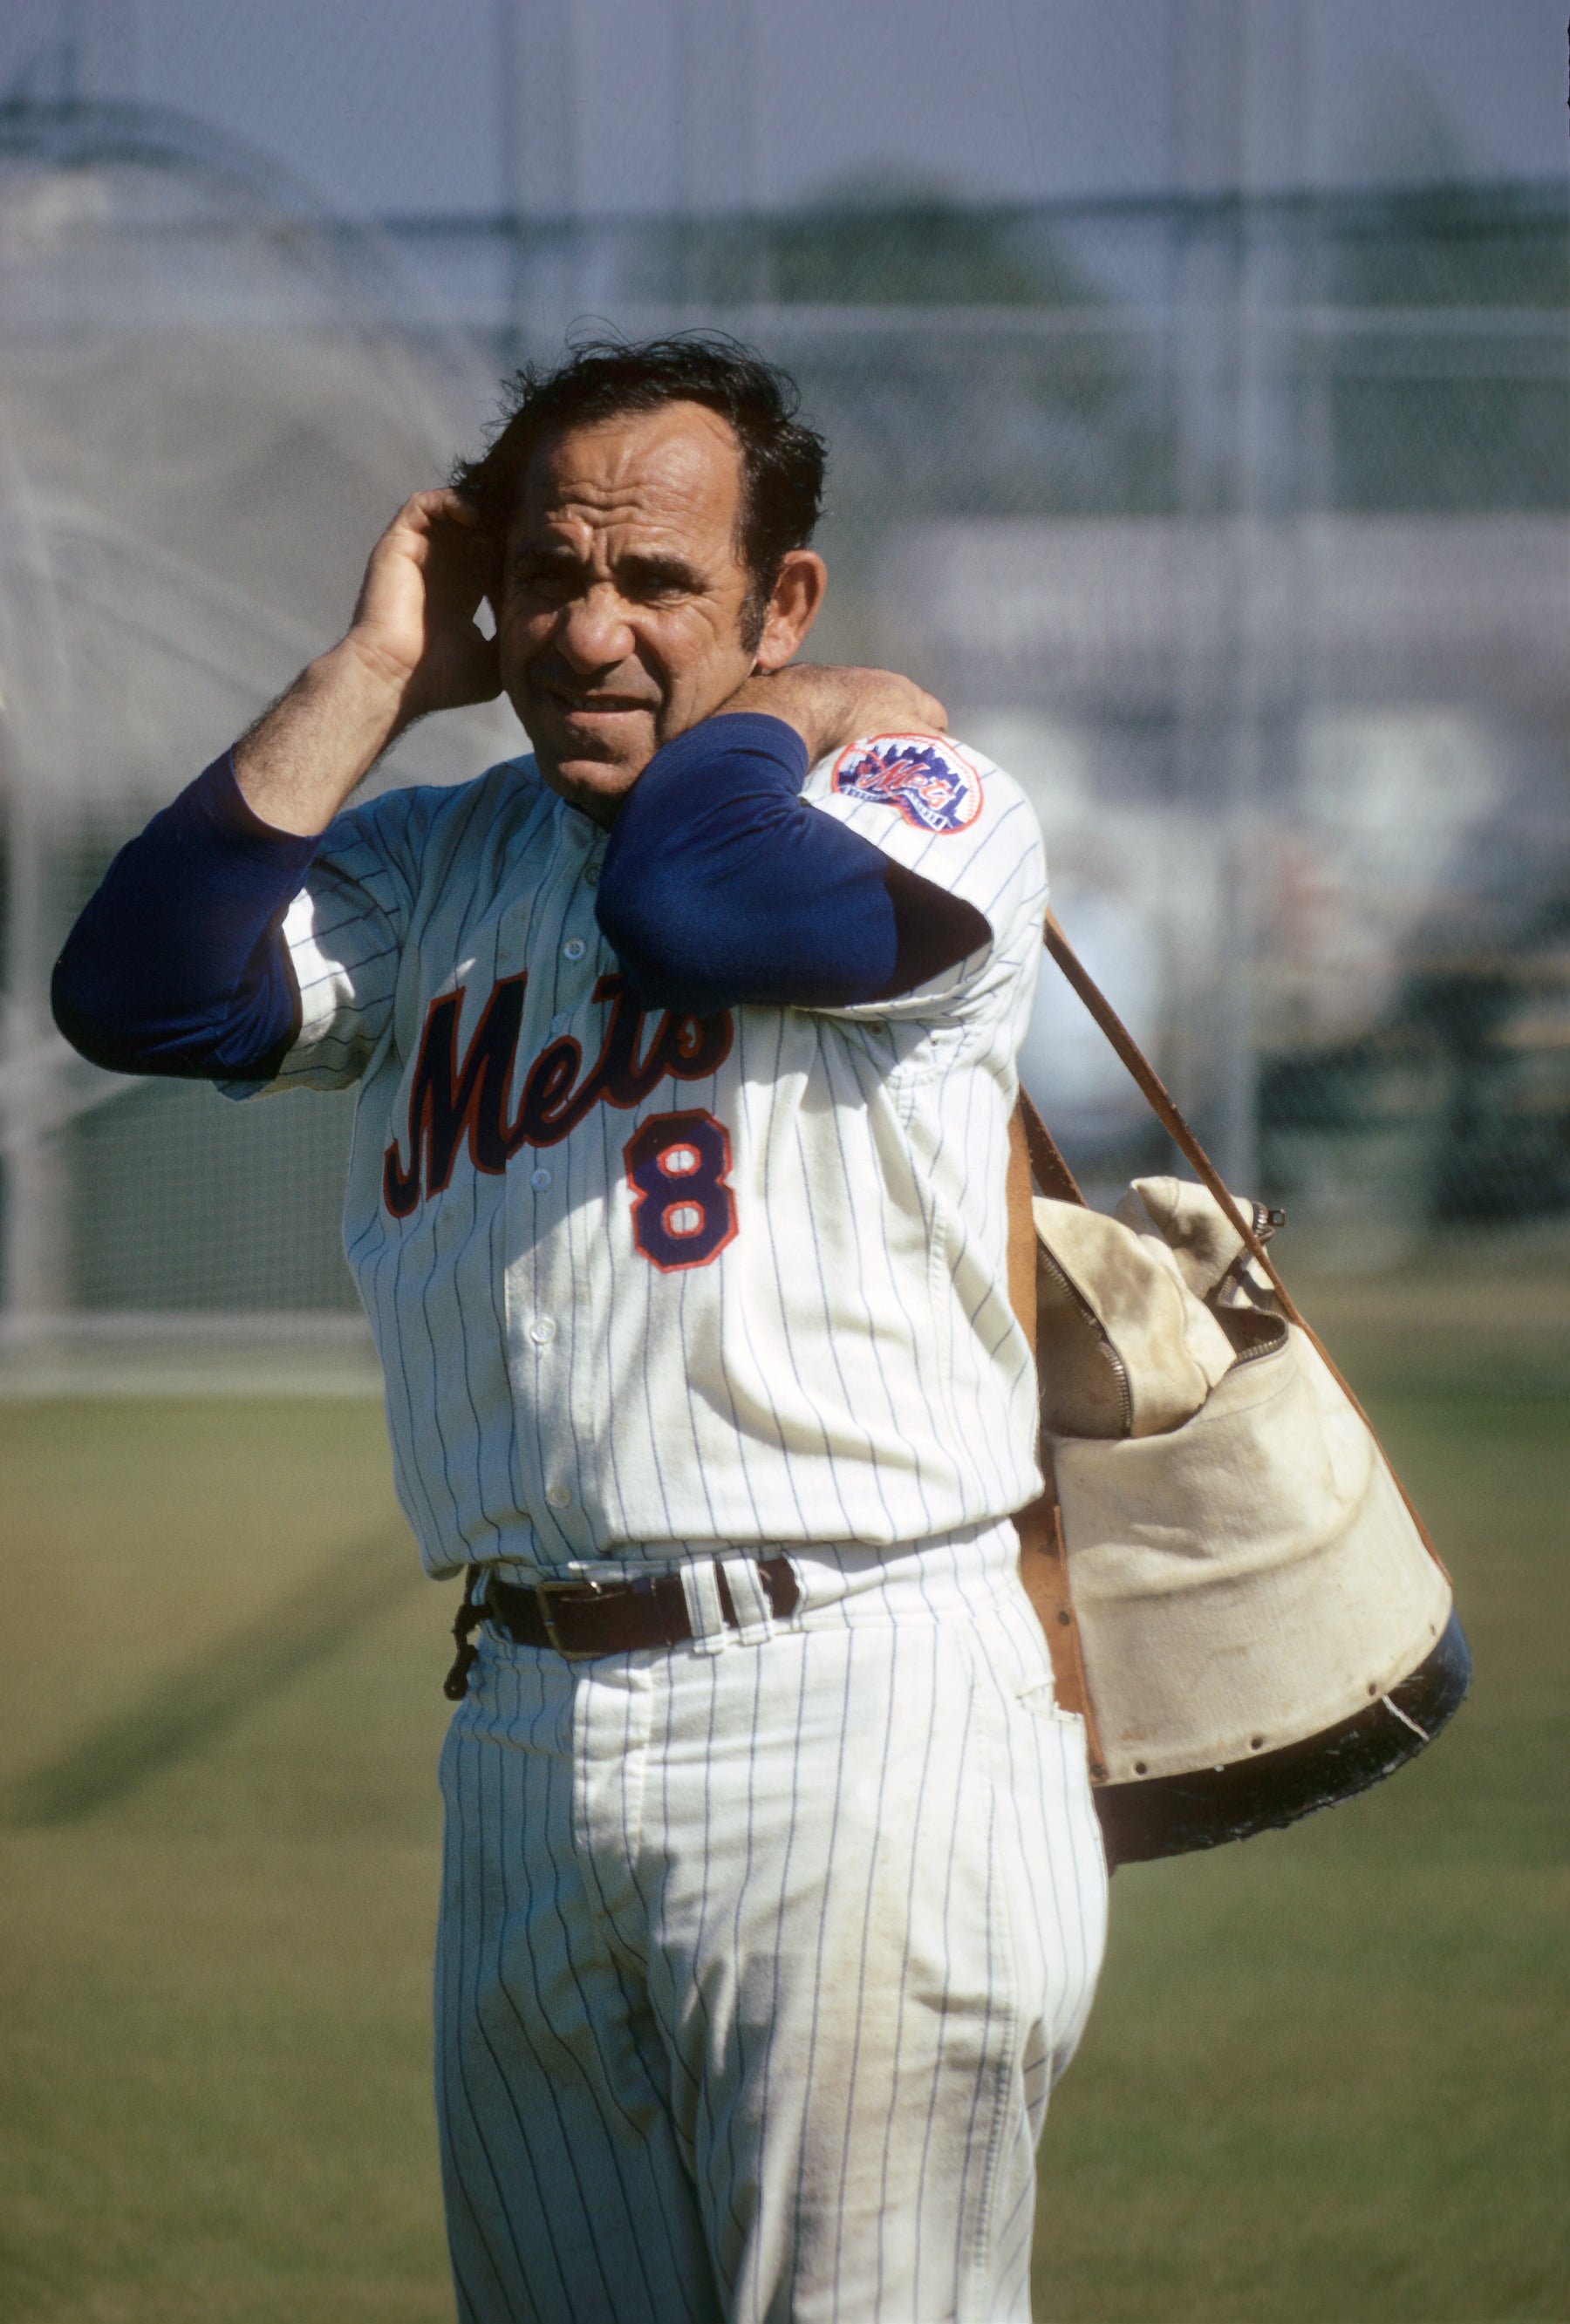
[515, 401, 747, 557]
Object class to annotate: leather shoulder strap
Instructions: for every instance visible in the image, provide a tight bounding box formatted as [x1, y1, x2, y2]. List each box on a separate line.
[1037, 907, 1449, 1580]
[1005, 1102, 1041, 1344]
[1006, 1099, 1106, 1768]
[1017, 1083, 1086, 1207]
[1042, 910, 1294, 1310]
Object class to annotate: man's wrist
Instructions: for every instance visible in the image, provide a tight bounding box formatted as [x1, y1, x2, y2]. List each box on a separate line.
[233, 639, 411, 835]
[717, 668, 844, 765]
[324, 631, 420, 732]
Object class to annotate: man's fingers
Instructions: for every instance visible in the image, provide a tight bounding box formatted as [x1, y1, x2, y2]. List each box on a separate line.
[399, 487, 482, 531]
[375, 490, 486, 575]
[345, 486, 503, 717]
[855, 671, 947, 737]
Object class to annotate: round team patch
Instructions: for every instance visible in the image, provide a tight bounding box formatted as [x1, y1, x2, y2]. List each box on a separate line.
[830, 733, 983, 835]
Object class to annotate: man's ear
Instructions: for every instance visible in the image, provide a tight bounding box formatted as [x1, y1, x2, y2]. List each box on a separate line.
[751, 551, 827, 672]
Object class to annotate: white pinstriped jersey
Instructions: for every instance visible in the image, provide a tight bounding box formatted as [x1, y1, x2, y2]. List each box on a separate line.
[239, 733, 1048, 1578]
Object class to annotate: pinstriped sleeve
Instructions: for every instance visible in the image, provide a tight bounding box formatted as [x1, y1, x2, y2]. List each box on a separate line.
[231, 787, 424, 1096]
[802, 736, 1048, 1028]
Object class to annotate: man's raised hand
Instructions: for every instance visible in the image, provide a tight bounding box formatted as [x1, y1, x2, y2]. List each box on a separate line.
[234, 491, 502, 836]
[344, 490, 502, 723]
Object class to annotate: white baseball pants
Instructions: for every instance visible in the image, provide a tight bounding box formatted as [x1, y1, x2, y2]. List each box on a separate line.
[434, 1523, 1108, 2324]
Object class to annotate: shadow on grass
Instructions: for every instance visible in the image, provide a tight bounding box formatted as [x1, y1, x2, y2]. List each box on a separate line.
[4, 1527, 429, 1826]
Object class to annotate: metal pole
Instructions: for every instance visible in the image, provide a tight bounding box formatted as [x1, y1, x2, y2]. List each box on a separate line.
[0, 716, 69, 1335]
[1165, 0, 1236, 1164]
[1167, 0, 1278, 1194]
[0, 442, 76, 1339]
[495, 0, 523, 370]
[1218, 5, 1267, 1196]
[496, 0, 581, 365]
[674, 0, 762, 313]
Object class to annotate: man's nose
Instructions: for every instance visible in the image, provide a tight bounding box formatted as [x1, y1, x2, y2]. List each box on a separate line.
[554, 583, 636, 671]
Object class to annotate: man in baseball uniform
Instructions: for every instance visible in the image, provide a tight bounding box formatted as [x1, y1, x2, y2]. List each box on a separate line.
[54, 336, 1108, 2322]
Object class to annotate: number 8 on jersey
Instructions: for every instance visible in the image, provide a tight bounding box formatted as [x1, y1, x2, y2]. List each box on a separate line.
[624, 1108, 739, 1271]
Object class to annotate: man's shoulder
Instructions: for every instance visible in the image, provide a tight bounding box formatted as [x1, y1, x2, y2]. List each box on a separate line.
[802, 732, 1046, 930]
[803, 729, 1038, 848]
[319, 753, 550, 882]
[795, 728, 1047, 1018]
[345, 753, 544, 845]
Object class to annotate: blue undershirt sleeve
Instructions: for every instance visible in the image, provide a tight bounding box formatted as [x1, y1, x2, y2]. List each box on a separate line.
[51, 753, 319, 1080]
[594, 712, 992, 1017]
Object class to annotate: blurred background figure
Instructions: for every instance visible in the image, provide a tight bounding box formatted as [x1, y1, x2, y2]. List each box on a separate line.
[1, 0, 1566, 1380]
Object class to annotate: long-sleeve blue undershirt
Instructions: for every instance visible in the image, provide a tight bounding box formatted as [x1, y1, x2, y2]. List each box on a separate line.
[51, 713, 992, 1079]
[51, 753, 317, 1080]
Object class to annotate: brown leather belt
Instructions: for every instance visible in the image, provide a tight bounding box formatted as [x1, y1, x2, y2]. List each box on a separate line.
[483, 1557, 800, 1661]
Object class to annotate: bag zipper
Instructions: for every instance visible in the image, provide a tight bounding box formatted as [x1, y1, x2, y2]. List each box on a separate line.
[1038, 1246, 1135, 1435]
[1213, 1304, 1290, 1370]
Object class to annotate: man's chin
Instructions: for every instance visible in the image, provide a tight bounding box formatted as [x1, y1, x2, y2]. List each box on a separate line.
[532, 748, 649, 825]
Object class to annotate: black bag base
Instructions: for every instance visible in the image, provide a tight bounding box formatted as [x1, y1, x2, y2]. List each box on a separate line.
[1094, 1609, 1472, 1868]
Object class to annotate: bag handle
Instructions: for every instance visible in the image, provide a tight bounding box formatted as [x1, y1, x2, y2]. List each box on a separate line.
[1005, 1105, 1105, 1769]
[1016, 1082, 1086, 1207]
[1033, 907, 1449, 1579]
[1041, 910, 1304, 1324]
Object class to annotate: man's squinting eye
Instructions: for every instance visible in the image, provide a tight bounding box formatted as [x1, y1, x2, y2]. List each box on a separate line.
[509, 556, 578, 604]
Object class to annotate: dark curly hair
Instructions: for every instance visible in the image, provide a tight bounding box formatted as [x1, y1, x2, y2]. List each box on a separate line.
[452, 334, 828, 649]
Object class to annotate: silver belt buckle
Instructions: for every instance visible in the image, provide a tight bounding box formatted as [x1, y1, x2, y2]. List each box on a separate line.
[535, 1576, 604, 1660]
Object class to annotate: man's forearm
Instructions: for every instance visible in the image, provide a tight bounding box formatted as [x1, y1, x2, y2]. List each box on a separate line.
[51, 755, 317, 1080]
[717, 664, 945, 766]
[53, 483, 496, 1077]
[51, 642, 405, 1078]
[232, 637, 412, 837]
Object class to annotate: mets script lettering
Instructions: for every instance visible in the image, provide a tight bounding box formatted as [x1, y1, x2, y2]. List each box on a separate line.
[383, 972, 734, 1217]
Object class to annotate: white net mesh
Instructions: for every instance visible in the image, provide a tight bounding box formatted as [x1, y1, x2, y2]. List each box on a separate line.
[0, 107, 517, 1379]
[3, 104, 1567, 1387]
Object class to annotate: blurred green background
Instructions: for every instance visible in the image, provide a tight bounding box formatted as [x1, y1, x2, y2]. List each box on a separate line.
[2, 1278, 1565, 2324]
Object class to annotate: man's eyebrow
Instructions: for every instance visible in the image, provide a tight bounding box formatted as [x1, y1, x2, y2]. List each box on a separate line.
[504, 542, 706, 591]
[615, 550, 705, 590]
[508, 538, 583, 569]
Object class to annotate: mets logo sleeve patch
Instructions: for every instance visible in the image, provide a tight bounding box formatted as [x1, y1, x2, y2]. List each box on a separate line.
[830, 733, 984, 835]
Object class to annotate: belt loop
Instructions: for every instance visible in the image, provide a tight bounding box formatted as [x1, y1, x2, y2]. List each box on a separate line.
[679, 1561, 729, 1655]
[720, 1556, 775, 1645]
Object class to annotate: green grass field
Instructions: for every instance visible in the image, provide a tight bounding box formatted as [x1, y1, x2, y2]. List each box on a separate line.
[1, 1310, 1566, 2321]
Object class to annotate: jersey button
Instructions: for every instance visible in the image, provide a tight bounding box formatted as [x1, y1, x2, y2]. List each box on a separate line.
[529, 1167, 552, 1191]
[583, 865, 600, 888]
[563, 937, 586, 962]
[529, 1317, 556, 1346]
[544, 1481, 572, 1510]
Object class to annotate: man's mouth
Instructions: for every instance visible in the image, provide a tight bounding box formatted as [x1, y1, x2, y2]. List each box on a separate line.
[543, 685, 654, 722]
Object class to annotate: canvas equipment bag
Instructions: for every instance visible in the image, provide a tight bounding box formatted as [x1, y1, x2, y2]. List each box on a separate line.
[1007, 910, 1471, 1868]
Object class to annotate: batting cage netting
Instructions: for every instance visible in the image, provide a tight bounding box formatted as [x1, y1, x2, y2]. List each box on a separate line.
[2, 96, 1567, 1389]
